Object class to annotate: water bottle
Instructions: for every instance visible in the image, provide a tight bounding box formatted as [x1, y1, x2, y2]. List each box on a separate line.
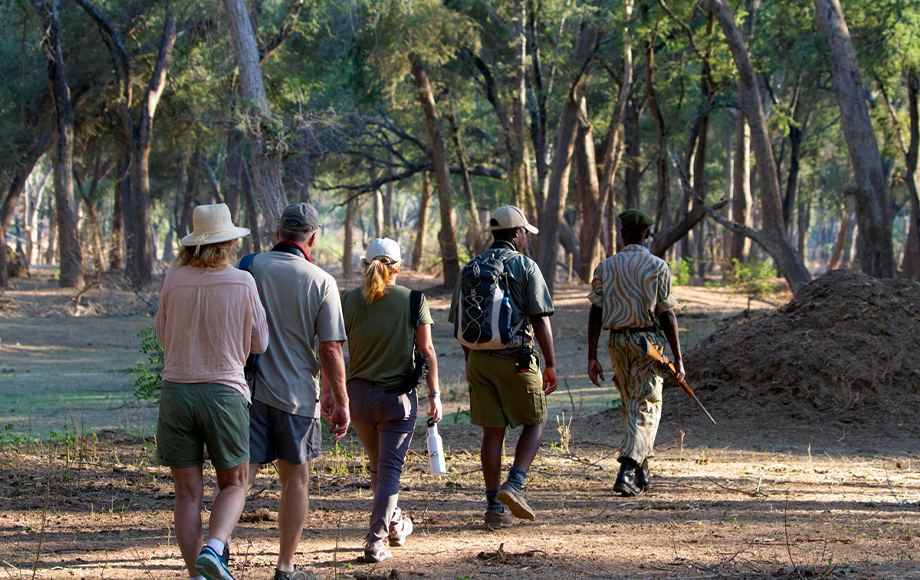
[426, 419, 447, 474]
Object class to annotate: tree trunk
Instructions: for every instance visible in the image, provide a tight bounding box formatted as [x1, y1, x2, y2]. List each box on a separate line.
[510, 0, 528, 208]
[0, 121, 54, 287]
[693, 91, 710, 276]
[225, 127, 244, 223]
[624, 100, 641, 210]
[827, 203, 850, 270]
[130, 11, 176, 288]
[902, 68, 920, 281]
[409, 52, 460, 288]
[590, 0, 634, 264]
[575, 98, 601, 282]
[242, 164, 262, 254]
[109, 149, 127, 271]
[537, 24, 597, 294]
[813, 0, 893, 278]
[343, 194, 356, 281]
[646, 40, 672, 239]
[447, 95, 487, 255]
[708, 0, 810, 293]
[224, 0, 287, 228]
[412, 171, 432, 272]
[33, 0, 83, 288]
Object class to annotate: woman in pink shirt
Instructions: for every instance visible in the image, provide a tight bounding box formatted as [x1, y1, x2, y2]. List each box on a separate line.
[154, 204, 268, 580]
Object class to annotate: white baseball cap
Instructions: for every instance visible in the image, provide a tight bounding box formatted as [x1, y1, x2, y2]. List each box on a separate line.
[364, 238, 401, 263]
[490, 205, 539, 234]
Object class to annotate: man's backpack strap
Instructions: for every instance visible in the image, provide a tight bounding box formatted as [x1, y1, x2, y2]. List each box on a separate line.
[237, 253, 260, 382]
[239, 253, 256, 272]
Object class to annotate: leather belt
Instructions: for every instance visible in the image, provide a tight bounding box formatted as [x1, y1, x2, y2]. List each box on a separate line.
[609, 326, 658, 334]
[485, 351, 519, 361]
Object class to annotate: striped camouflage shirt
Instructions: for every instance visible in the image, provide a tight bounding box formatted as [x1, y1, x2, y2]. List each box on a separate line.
[586, 244, 677, 330]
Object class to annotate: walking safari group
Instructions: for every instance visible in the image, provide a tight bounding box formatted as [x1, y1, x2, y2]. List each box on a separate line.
[154, 201, 685, 580]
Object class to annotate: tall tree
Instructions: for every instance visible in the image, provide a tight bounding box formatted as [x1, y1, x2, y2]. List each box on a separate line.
[31, 0, 83, 288]
[224, 0, 287, 228]
[409, 52, 460, 288]
[813, 0, 894, 278]
[705, 0, 810, 294]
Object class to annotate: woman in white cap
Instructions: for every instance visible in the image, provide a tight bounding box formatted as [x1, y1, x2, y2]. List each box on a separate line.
[154, 203, 268, 580]
[340, 237, 442, 563]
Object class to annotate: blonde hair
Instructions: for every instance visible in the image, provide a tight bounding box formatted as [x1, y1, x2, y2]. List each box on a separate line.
[361, 257, 400, 304]
[174, 240, 237, 270]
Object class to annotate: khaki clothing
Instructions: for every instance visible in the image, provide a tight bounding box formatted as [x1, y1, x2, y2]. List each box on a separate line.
[587, 244, 677, 330]
[587, 243, 676, 464]
[452, 241, 554, 428]
[245, 251, 346, 418]
[466, 350, 546, 428]
[341, 285, 433, 388]
[607, 332, 666, 462]
[449, 241, 554, 355]
[155, 265, 268, 403]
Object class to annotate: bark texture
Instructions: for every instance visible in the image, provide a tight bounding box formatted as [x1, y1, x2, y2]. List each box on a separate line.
[409, 53, 460, 288]
[813, 0, 893, 278]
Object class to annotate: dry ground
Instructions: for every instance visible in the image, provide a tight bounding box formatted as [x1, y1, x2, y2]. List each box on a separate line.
[0, 270, 917, 579]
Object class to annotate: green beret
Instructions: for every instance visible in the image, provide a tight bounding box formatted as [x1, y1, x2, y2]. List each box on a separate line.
[618, 209, 654, 231]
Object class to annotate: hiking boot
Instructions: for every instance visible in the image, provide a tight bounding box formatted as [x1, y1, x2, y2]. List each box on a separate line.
[195, 545, 234, 580]
[388, 508, 413, 547]
[637, 458, 651, 492]
[272, 567, 316, 580]
[484, 508, 513, 529]
[496, 482, 535, 520]
[614, 457, 642, 497]
[363, 540, 392, 563]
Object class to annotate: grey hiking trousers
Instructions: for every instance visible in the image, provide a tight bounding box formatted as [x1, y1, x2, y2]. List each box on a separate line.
[346, 378, 417, 543]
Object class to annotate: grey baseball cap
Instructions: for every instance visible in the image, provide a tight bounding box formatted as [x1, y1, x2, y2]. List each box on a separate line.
[279, 203, 321, 232]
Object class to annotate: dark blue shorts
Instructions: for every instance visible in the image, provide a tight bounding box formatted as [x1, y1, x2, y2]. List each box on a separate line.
[249, 399, 321, 465]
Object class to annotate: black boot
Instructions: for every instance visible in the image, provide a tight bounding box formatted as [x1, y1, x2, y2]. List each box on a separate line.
[613, 457, 642, 496]
[636, 458, 651, 492]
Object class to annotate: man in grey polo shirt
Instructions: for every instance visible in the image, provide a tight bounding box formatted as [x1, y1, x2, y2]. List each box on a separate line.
[243, 203, 349, 580]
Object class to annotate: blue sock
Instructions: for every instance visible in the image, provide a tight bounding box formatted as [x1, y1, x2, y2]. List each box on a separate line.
[485, 490, 504, 512]
[506, 466, 527, 491]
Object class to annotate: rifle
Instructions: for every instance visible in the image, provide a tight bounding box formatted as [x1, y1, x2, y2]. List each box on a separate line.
[639, 338, 717, 425]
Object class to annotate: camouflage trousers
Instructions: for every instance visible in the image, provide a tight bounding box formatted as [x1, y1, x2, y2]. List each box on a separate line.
[606, 331, 667, 464]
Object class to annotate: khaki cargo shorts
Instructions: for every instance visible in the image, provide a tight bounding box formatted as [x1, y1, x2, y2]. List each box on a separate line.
[466, 350, 546, 429]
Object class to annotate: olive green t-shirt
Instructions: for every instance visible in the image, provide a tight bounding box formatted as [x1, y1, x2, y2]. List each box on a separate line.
[341, 285, 433, 388]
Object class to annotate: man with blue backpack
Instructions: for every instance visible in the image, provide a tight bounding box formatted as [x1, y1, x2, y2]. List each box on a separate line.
[449, 205, 557, 528]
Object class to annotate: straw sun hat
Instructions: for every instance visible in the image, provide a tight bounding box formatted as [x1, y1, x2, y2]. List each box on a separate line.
[180, 203, 250, 248]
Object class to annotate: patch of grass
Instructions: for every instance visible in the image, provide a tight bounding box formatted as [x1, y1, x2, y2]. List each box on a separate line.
[669, 258, 693, 286]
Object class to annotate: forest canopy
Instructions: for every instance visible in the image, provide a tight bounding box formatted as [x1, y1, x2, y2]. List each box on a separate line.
[2, 0, 920, 295]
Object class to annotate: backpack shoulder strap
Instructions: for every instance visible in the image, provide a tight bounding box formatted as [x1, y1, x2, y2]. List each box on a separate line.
[238, 253, 256, 273]
[409, 290, 423, 328]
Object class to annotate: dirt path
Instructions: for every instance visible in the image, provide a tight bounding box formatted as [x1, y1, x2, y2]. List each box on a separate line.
[0, 271, 917, 579]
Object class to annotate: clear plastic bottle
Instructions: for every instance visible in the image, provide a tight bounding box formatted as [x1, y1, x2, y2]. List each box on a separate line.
[426, 419, 447, 474]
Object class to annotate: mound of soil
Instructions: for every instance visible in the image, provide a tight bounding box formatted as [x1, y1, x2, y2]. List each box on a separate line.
[665, 269, 920, 452]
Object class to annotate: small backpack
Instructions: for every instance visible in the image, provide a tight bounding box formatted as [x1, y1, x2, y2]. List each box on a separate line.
[453, 250, 525, 350]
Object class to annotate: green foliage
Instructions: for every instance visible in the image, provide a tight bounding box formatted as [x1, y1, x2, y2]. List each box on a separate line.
[669, 258, 693, 287]
[131, 327, 164, 403]
[728, 259, 778, 297]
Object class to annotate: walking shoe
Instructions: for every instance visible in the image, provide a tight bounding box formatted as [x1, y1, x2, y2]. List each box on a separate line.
[272, 566, 316, 580]
[195, 545, 234, 580]
[496, 482, 535, 520]
[388, 508, 414, 547]
[363, 540, 392, 563]
[637, 458, 651, 492]
[613, 457, 642, 497]
[484, 508, 513, 529]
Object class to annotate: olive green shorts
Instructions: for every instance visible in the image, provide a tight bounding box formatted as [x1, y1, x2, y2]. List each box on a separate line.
[466, 350, 547, 429]
[156, 381, 250, 470]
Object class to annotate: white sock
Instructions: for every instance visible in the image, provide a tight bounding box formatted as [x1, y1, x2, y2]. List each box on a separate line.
[206, 538, 225, 556]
